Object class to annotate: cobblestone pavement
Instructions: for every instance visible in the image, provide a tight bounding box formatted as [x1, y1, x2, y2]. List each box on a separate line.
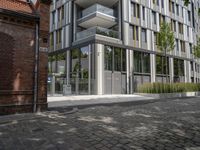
[0, 98, 200, 150]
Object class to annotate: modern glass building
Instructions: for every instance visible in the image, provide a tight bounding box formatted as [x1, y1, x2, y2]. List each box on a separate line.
[48, 0, 200, 95]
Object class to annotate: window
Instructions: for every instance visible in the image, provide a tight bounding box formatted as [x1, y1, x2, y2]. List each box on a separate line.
[152, 11, 157, 24]
[171, 20, 176, 32]
[172, 2, 175, 13]
[132, 25, 139, 41]
[156, 55, 169, 75]
[157, 0, 159, 6]
[143, 53, 150, 73]
[159, 14, 165, 25]
[176, 4, 179, 16]
[188, 11, 191, 22]
[187, 26, 190, 37]
[134, 52, 150, 73]
[141, 28, 147, 42]
[169, 0, 171, 12]
[176, 39, 179, 51]
[134, 52, 142, 73]
[56, 29, 62, 44]
[114, 47, 121, 71]
[174, 59, 184, 77]
[50, 33, 54, 47]
[182, 7, 184, 17]
[161, 0, 164, 8]
[105, 46, 112, 71]
[131, 2, 140, 18]
[52, 11, 56, 25]
[104, 46, 126, 72]
[61, 6, 65, 20]
[142, 6, 145, 20]
[154, 32, 158, 46]
[180, 40, 185, 52]
[191, 61, 194, 71]
[178, 22, 183, 34]
[189, 43, 192, 54]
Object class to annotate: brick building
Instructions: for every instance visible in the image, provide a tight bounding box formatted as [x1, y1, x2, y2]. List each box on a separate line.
[0, 0, 50, 115]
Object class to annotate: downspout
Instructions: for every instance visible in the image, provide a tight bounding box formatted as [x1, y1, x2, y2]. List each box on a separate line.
[33, 19, 40, 113]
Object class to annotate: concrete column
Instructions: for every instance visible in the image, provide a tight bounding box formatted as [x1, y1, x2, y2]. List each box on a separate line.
[150, 54, 156, 83]
[129, 50, 134, 94]
[184, 60, 188, 83]
[95, 44, 104, 95]
[66, 51, 70, 85]
[126, 49, 130, 94]
[169, 57, 174, 83]
[51, 75, 55, 95]
[193, 62, 197, 83]
[185, 60, 191, 83]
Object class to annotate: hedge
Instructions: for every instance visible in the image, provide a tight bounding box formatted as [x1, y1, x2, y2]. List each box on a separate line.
[137, 83, 200, 94]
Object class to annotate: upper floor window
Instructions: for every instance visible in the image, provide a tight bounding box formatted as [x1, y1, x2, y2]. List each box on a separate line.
[141, 28, 147, 43]
[176, 39, 179, 51]
[176, 4, 179, 16]
[161, 0, 164, 8]
[178, 22, 183, 34]
[56, 29, 62, 44]
[52, 11, 56, 25]
[131, 2, 140, 18]
[180, 40, 185, 52]
[152, 11, 157, 24]
[132, 25, 139, 41]
[188, 11, 191, 22]
[142, 6, 145, 21]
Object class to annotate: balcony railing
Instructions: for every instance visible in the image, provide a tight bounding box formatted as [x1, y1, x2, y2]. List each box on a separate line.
[76, 26, 119, 40]
[80, 4, 116, 19]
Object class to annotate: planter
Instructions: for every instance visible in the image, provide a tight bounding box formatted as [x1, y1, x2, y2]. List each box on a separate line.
[136, 92, 200, 99]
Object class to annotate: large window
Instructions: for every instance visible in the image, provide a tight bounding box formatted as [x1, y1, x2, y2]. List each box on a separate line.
[156, 55, 169, 75]
[105, 46, 126, 72]
[174, 59, 184, 76]
[105, 46, 112, 71]
[134, 52, 150, 73]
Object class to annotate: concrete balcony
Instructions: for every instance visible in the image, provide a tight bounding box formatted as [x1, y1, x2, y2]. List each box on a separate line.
[75, 0, 118, 8]
[76, 26, 119, 40]
[78, 4, 117, 29]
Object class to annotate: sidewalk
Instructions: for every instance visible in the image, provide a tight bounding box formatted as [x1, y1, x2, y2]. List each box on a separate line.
[48, 94, 155, 108]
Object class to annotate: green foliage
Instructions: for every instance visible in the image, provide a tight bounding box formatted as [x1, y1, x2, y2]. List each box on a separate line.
[193, 37, 200, 58]
[183, 0, 190, 6]
[157, 23, 175, 53]
[137, 83, 200, 94]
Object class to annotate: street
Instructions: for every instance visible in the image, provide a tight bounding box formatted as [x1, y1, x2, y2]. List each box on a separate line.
[0, 97, 200, 150]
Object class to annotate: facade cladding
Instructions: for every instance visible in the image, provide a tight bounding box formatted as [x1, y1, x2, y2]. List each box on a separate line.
[49, 0, 200, 95]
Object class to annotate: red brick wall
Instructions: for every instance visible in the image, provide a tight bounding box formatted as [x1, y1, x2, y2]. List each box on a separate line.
[0, 22, 36, 114]
[37, 1, 50, 111]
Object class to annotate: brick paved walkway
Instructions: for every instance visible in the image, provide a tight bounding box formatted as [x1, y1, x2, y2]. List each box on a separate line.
[0, 97, 200, 150]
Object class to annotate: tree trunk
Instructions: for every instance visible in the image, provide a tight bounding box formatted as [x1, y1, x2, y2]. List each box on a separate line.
[165, 49, 168, 83]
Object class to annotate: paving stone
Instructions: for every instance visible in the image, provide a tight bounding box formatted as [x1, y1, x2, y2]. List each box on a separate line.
[0, 97, 200, 150]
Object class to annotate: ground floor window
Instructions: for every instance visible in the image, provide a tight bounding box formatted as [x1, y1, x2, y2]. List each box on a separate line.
[174, 58, 184, 82]
[156, 55, 169, 75]
[104, 46, 126, 72]
[134, 51, 150, 73]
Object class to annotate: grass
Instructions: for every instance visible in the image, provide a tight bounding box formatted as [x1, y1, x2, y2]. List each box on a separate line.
[137, 83, 200, 94]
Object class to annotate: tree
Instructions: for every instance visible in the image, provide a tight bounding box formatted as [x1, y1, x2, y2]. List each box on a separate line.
[193, 37, 200, 59]
[157, 22, 175, 83]
[183, 0, 200, 16]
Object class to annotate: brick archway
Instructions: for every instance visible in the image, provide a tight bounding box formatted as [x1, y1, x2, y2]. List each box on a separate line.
[0, 32, 14, 90]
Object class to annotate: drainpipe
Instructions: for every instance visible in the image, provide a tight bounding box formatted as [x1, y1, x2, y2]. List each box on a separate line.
[33, 20, 40, 113]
